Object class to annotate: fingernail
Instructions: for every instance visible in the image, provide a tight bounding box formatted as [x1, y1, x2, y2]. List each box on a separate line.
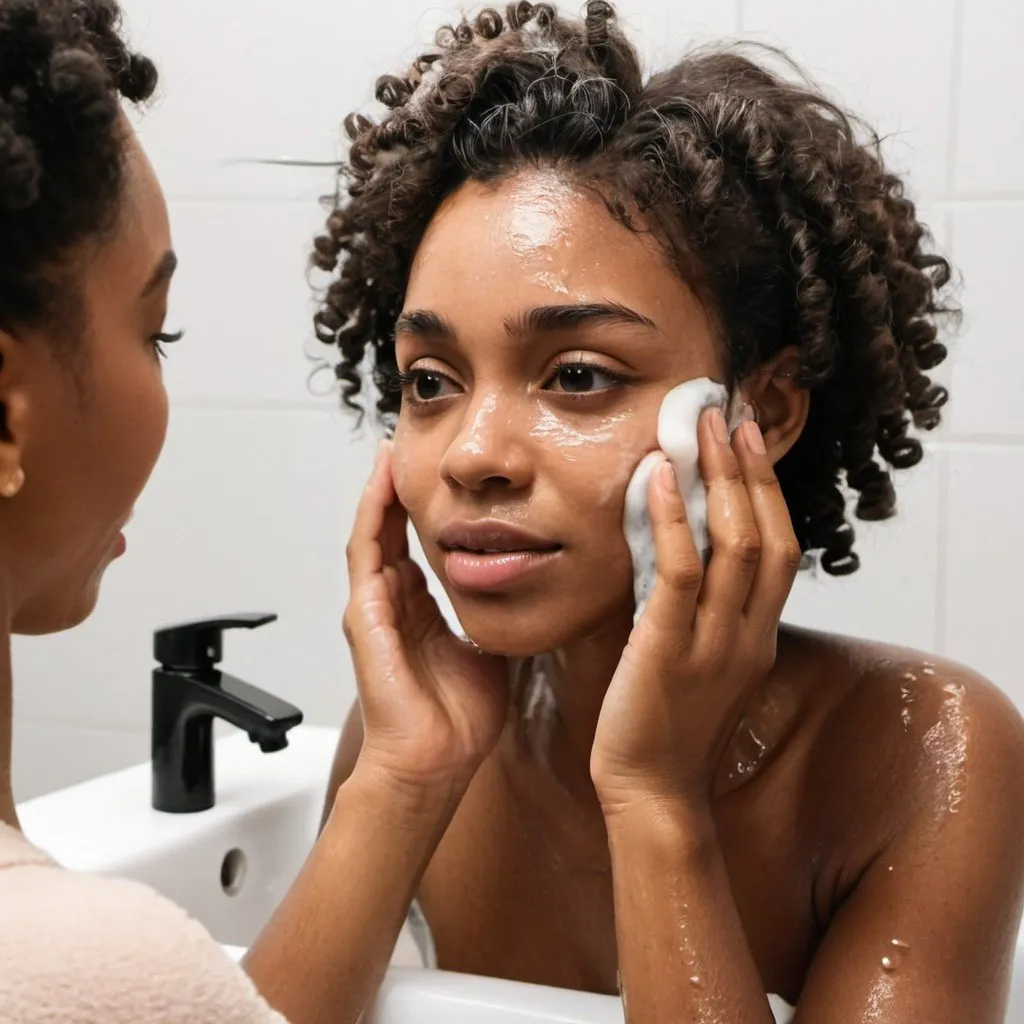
[709, 408, 729, 444]
[742, 420, 766, 455]
[658, 459, 677, 494]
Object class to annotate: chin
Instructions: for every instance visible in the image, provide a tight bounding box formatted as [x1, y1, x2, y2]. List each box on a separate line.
[12, 579, 101, 636]
[453, 599, 620, 658]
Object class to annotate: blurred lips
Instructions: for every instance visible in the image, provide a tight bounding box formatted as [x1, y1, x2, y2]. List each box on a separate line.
[438, 520, 562, 592]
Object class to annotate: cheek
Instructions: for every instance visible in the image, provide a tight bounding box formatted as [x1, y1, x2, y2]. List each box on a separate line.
[113, 369, 168, 493]
[534, 409, 658, 511]
[391, 427, 432, 521]
[81, 357, 168, 522]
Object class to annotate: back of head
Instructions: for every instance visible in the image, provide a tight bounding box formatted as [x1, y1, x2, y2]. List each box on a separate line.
[0, 0, 157, 334]
[314, 0, 956, 575]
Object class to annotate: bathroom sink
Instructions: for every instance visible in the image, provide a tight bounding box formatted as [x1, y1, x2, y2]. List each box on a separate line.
[16, 725, 1024, 1023]
[19, 726, 337, 949]
[15, 725, 623, 1022]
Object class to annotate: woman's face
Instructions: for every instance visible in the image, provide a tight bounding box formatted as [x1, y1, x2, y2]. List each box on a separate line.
[393, 169, 723, 656]
[0, 125, 174, 634]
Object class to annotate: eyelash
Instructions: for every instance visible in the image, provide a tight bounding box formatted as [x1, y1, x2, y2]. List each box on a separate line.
[151, 329, 185, 359]
[388, 360, 632, 407]
[546, 357, 632, 399]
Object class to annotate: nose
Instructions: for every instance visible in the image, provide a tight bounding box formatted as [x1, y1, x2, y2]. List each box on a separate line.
[439, 389, 533, 492]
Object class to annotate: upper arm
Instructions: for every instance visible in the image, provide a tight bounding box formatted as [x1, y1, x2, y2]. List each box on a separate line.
[320, 700, 364, 830]
[796, 672, 1024, 1023]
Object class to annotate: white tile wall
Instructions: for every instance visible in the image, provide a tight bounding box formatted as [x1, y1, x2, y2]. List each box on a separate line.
[741, 0, 958, 199]
[161, 200, 331, 406]
[946, 203, 1024, 437]
[11, 0, 1024, 796]
[783, 452, 944, 653]
[943, 445, 1024, 709]
[954, 0, 1024, 195]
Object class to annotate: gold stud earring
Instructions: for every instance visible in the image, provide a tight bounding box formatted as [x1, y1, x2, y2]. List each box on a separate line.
[1, 467, 25, 498]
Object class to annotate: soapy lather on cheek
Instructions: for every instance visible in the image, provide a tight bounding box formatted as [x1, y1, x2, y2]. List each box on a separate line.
[623, 378, 754, 622]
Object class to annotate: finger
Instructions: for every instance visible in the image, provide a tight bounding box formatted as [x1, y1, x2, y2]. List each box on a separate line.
[698, 407, 761, 617]
[733, 420, 803, 623]
[380, 493, 411, 569]
[378, 442, 412, 567]
[346, 440, 397, 581]
[397, 558, 455, 647]
[640, 457, 702, 640]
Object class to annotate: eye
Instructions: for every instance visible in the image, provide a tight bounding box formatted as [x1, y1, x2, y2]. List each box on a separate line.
[395, 368, 461, 403]
[545, 362, 628, 395]
[150, 329, 184, 360]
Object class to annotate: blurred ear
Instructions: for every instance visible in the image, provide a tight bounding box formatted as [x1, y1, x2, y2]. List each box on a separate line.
[0, 331, 30, 495]
[740, 347, 809, 464]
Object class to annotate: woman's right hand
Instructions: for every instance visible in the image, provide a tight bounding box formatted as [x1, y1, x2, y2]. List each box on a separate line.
[343, 440, 509, 798]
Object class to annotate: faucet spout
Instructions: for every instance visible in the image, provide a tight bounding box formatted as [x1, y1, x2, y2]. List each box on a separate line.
[150, 614, 303, 813]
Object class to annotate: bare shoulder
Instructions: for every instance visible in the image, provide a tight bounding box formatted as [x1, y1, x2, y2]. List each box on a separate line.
[797, 629, 1024, 857]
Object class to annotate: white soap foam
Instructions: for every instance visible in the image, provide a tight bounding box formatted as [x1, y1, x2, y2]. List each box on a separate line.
[623, 378, 752, 623]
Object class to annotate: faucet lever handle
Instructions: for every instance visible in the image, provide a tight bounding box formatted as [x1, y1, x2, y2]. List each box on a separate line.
[154, 613, 278, 671]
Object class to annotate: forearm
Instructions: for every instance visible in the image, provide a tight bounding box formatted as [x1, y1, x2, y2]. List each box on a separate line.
[606, 801, 777, 1024]
[244, 763, 461, 1024]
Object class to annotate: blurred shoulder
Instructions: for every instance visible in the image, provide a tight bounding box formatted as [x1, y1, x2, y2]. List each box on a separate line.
[0, 863, 285, 1023]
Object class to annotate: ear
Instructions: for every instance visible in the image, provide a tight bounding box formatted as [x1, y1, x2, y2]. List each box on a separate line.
[0, 330, 30, 498]
[740, 346, 809, 464]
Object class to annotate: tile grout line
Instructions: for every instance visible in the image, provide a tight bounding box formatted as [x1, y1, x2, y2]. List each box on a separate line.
[933, 448, 951, 658]
[935, 192, 1024, 206]
[927, 435, 1024, 449]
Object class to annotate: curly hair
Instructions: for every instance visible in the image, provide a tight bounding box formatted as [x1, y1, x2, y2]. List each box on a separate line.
[312, 0, 956, 576]
[0, 0, 156, 333]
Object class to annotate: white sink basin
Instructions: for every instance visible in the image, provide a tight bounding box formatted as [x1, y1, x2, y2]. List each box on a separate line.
[16, 725, 1024, 1022]
[15, 725, 623, 1022]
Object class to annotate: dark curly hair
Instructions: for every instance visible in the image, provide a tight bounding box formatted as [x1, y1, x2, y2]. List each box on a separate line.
[312, 0, 956, 576]
[0, 0, 156, 334]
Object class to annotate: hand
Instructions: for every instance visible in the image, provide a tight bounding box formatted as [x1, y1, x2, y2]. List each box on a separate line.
[343, 441, 509, 795]
[591, 411, 802, 812]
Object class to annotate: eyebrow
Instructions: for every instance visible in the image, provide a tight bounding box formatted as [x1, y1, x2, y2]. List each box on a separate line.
[141, 250, 178, 298]
[393, 302, 658, 341]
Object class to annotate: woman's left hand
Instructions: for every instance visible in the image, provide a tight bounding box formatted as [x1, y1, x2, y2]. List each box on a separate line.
[591, 409, 803, 813]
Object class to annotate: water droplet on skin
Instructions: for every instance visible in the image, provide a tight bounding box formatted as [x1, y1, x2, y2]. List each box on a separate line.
[922, 664, 936, 677]
[887, 865, 894, 872]
[689, 975, 704, 988]
[881, 938, 910, 972]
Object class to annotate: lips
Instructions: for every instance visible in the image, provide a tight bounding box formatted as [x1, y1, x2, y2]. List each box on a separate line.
[438, 520, 562, 592]
[438, 521, 561, 555]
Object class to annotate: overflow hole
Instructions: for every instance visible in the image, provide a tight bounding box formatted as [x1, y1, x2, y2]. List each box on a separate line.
[220, 848, 247, 897]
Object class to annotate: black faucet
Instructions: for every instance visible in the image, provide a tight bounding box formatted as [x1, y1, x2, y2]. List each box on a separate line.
[151, 613, 304, 813]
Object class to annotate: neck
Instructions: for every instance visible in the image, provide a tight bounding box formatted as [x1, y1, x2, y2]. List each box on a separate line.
[503, 610, 633, 799]
[502, 617, 809, 810]
[0, 601, 17, 830]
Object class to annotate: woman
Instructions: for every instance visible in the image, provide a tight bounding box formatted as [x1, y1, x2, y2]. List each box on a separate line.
[316, 2, 1024, 1021]
[0, 3, 502, 1022]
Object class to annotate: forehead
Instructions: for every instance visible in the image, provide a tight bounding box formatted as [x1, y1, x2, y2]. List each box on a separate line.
[87, 125, 171, 287]
[406, 169, 702, 331]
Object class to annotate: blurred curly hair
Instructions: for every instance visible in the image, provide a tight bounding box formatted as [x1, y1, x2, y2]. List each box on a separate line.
[312, 0, 957, 575]
[0, 0, 156, 334]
